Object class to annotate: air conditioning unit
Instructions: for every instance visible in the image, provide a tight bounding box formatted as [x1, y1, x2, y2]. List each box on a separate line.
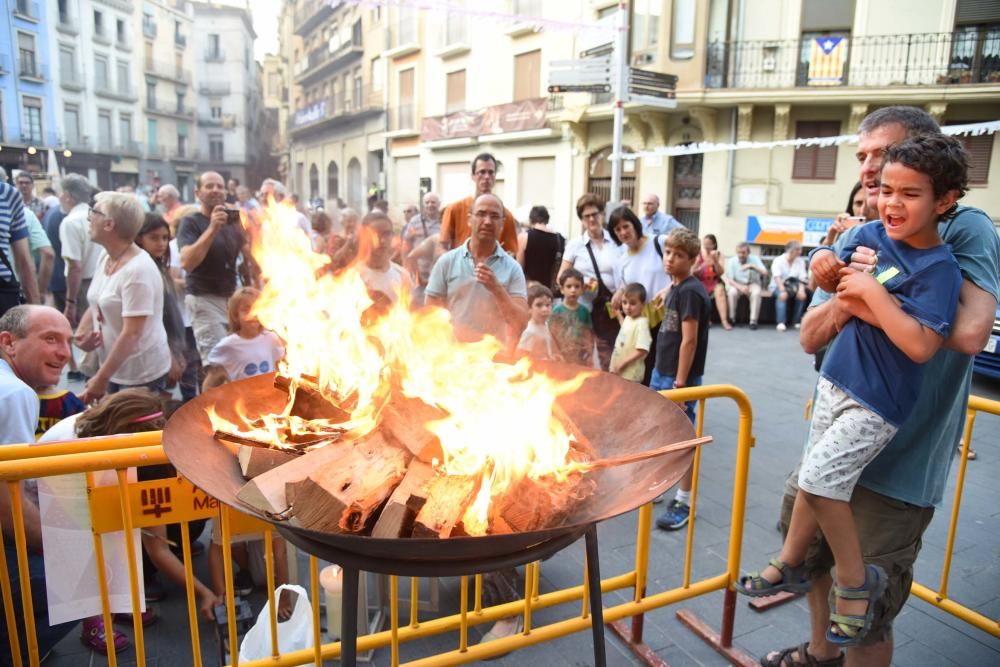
[762, 56, 777, 72]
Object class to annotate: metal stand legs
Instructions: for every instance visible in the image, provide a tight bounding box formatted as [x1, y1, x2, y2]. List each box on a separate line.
[341, 565, 359, 666]
[585, 524, 607, 667]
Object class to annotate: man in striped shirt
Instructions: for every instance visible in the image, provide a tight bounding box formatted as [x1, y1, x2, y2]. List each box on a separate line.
[0, 170, 40, 315]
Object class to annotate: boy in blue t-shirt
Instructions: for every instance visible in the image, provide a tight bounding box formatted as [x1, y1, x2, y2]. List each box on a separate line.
[737, 134, 968, 647]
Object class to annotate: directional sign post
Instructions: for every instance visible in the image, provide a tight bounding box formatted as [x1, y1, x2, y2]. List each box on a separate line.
[547, 56, 613, 94]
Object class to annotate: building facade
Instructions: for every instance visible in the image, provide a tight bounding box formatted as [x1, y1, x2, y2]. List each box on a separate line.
[192, 0, 259, 187]
[284, 0, 387, 211]
[139, 0, 197, 199]
[1, 0, 60, 178]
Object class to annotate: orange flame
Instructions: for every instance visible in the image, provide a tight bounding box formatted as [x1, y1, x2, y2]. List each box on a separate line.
[228, 200, 593, 534]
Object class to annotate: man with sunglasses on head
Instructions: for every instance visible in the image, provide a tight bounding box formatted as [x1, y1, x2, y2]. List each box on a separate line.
[438, 153, 519, 255]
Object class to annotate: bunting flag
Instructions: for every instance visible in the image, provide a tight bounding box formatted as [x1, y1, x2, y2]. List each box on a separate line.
[616, 120, 1000, 160]
[808, 36, 847, 86]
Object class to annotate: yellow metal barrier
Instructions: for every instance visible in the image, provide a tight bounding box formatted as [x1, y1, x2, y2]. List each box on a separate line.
[909, 394, 1000, 639]
[7, 385, 992, 665]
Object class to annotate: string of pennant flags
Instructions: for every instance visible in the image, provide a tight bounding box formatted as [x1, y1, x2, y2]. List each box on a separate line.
[342, 0, 618, 34]
[616, 120, 1000, 160]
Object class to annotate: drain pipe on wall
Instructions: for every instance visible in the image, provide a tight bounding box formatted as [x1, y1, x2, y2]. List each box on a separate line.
[724, 0, 745, 217]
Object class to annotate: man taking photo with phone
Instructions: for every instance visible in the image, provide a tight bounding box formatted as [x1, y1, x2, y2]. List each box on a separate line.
[177, 171, 250, 362]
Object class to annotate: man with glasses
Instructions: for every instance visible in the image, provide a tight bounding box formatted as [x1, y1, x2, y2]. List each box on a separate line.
[426, 193, 528, 350]
[400, 192, 442, 307]
[438, 153, 519, 255]
[14, 172, 47, 222]
[639, 193, 683, 236]
[57, 174, 99, 328]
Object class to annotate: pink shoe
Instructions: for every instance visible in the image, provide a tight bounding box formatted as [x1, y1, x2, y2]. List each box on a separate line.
[81, 616, 130, 654]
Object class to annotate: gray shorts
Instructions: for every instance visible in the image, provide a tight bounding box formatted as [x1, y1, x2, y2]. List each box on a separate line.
[798, 377, 898, 502]
[185, 293, 229, 363]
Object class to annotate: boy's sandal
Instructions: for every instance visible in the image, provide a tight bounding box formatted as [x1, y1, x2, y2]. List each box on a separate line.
[825, 563, 888, 647]
[760, 642, 845, 667]
[737, 558, 811, 597]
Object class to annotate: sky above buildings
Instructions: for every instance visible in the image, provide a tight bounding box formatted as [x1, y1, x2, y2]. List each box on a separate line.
[251, 0, 282, 60]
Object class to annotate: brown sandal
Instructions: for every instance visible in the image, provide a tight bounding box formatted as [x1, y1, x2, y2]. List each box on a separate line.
[760, 642, 844, 667]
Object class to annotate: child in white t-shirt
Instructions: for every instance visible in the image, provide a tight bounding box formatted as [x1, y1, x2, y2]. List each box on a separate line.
[517, 284, 562, 361]
[205, 287, 285, 382]
[609, 283, 652, 382]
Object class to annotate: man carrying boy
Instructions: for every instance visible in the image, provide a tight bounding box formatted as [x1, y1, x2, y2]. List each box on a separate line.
[764, 106, 999, 667]
[648, 228, 711, 531]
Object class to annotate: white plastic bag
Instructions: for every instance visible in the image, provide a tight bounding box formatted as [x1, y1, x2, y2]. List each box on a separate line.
[238, 584, 314, 661]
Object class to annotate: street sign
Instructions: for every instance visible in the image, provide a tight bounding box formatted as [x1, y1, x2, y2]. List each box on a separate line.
[547, 84, 612, 94]
[548, 56, 613, 94]
[580, 42, 613, 58]
[629, 68, 678, 88]
[627, 67, 678, 107]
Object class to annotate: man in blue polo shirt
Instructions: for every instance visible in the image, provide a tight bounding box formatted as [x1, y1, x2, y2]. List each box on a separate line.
[426, 193, 528, 350]
[763, 106, 1000, 667]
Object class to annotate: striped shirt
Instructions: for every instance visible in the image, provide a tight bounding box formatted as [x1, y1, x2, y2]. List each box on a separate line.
[0, 183, 29, 282]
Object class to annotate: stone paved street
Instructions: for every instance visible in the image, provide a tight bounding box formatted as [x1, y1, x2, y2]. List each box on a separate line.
[45, 324, 1000, 665]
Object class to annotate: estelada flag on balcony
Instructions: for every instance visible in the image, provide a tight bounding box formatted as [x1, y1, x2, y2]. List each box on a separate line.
[808, 36, 847, 86]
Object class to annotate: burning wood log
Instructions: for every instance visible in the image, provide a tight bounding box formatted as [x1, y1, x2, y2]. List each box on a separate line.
[238, 445, 301, 479]
[274, 373, 352, 422]
[495, 473, 594, 534]
[236, 439, 354, 517]
[552, 401, 596, 460]
[214, 429, 289, 451]
[379, 395, 447, 463]
[284, 434, 408, 534]
[411, 474, 479, 539]
[371, 460, 435, 539]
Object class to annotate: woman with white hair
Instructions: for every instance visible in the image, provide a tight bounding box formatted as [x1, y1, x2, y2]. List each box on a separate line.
[75, 192, 171, 403]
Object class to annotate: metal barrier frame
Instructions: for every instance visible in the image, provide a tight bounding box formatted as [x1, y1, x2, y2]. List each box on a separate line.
[0, 387, 994, 666]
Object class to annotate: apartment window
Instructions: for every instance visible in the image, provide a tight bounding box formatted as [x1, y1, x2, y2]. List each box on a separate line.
[353, 68, 363, 108]
[371, 57, 382, 90]
[397, 68, 414, 128]
[64, 104, 80, 146]
[445, 4, 467, 45]
[343, 72, 352, 108]
[268, 72, 280, 97]
[143, 11, 156, 38]
[119, 113, 132, 149]
[209, 135, 224, 162]
[949, 22, 1000, 83]
[59, 46, 76, 83]
[58, 0, 69, 24]
[94, 10, 104, 36]
[513, 0, 541, 17]
[176, 91, 186, 113]
[352, 19, 362, 46]
[792, 121, 839, 180]
[147, 118, 158, 151]
[95, 55, 109, 89]
[958, 127, 994, 184]
[146, 81, 156, 108]
[446, 69, 465, 113]
[208, 34, 221, 59]
[632, 0, 661, 58]
[177, 133, 188, 158]
[175, 51, 183, 76]
[117, 61, 130, 95]
[670, 0, 695, 60]
[116, 18, 126, 45]
[22, 97, 43, 143]
[98, 110, 112, 150]
[210, 101, 222, 119]
[17, 32, 37, 78]
[144, 41, 154, 68]
[513, 49, 541, 101]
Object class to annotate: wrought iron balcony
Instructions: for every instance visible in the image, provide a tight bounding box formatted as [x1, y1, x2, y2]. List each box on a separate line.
[705, 29, 1000, 89]
[288, 85, 383, 135]
[294, 0, 341, 37]
[144, 58, 190, 83]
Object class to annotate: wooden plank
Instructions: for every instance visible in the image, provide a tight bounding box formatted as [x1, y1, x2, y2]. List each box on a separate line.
[284, 433, 408, 534]
[370, 460, 435, 539]
[380, 395, 447, 463]
[273, 373, 352, 422]
[237, 445, 300, 480]
[235, 440, 351, 517]
[411, 475, 478, 539]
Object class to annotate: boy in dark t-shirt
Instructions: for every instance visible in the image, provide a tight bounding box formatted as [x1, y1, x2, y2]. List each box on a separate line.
[650, 228, 711, 532]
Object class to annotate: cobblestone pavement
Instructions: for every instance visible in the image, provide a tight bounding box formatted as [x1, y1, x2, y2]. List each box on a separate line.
[43, 324, 1000, 665]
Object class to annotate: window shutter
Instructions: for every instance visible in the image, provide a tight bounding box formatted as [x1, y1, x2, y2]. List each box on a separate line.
[956, 0, 1000, 24]
[792, 121, 840, 180]
[961, 132, 993, 184]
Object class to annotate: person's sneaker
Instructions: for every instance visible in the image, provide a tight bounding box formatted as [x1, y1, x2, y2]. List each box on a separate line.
[794, 322, 801, 329]
[81, 616, 129, 654]
[749, 322, 758, 330]
[776, 323, 787, 332]
[113, 610, 159, 627]
[656, 500, 691, 531]
[235, 570, 254, 597]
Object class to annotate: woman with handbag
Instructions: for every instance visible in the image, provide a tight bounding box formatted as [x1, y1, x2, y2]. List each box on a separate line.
[75, 193, 171, 404]
[558, 194, 621, 370]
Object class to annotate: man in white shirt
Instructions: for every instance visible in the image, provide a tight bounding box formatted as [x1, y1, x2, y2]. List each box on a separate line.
[769, 240, 809, 331]
[724, 242, 768, 329]
[57, 174, 100, 327]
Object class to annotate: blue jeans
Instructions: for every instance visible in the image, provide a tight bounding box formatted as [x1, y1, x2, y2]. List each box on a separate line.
[0, 544, 76, 666]
[649, 370, 703, 424]
[775, 290, 807, 326]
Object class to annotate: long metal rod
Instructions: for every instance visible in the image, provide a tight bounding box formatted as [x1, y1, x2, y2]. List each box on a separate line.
[584, 525, 607, 667]
[609, 0, 629, 203]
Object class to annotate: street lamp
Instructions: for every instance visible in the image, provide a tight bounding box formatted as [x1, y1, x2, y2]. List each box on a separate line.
[27, 146, 37, 155]
[63, 150, 73, 158]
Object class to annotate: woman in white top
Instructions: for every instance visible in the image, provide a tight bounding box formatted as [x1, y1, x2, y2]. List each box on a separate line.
[608, 206, 670, 385]
[75, 192, 171, 403]
[770, 240, 810, 331]
[558, 193, 622, 370]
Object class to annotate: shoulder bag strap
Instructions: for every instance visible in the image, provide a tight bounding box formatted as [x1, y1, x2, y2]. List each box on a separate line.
[0, 247, 21, 288]
[585, 240, 611, 297]
[653, 234, 663, 258]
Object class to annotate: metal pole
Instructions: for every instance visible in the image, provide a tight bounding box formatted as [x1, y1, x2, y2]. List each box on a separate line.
[585, 525, 608, 667]
[610, 0, 630, 205]
[341, 565, 360, 666]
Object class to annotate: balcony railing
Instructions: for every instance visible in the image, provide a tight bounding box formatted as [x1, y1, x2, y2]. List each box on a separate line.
[175, 33, 187, 48]
[294, 0, 341, 36]
[143, 22, 157, 38]
[144, 58, 190, 83]
[199, 81, 231, 95]
[705, 29, 1000, 89]
[296, 34, 364, 84]
[146, 99, 194, 117]
[94, 30, 111, 46]
[116, 141, 143, 156]
[18, 50, 41, 79]
[289, 85, 382, 132]
[204, 49, 225, 63]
